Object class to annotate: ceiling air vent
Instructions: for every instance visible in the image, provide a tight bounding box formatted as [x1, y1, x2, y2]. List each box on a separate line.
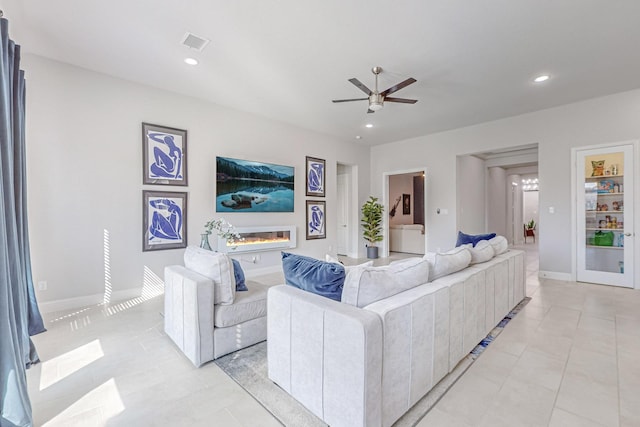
[181, 32, 210, 51]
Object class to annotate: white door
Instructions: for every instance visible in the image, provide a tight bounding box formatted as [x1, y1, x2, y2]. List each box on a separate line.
[337, 173, 350, 255]
[576, 144, 634, 287]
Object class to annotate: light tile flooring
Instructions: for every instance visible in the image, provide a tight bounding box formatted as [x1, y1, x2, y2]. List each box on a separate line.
[27, 246, 640, 426]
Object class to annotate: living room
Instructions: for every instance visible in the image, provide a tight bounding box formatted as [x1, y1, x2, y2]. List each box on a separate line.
[2, 1, 640, 427]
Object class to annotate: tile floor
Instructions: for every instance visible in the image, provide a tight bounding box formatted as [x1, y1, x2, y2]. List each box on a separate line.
[27, 246, 640, 426]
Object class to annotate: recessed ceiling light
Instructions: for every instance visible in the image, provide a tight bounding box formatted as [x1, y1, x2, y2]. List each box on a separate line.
[365, 124, 373, 128]
[184, 58, 199, 66]
[355, 135, 362, 139]
[533, 74, 550, 83]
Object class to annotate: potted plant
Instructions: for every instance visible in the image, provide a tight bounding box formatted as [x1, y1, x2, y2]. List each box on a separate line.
[526, 219, 536, 230]
[361, 196, 384, 259]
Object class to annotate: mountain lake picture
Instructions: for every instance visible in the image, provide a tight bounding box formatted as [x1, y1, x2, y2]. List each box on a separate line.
[216, 156, 295, 212]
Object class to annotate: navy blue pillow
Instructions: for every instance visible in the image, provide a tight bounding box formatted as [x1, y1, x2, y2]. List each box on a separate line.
[231, 258, 248, 291]
[455, 231, 497, 247]
[281, 252, 345, 301]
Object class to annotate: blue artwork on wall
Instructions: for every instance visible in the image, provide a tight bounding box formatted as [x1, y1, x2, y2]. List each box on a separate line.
[306, 156, 325, 197]
[306, 200, 326, 239]
[142, 123, 188, 186]
[216, 156, 294, 212]
[143, 191, 188, 251]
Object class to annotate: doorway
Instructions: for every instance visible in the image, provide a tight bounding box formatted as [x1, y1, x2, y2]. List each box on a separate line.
[336, 163, 358, 257]
[382, 168, 427, 257]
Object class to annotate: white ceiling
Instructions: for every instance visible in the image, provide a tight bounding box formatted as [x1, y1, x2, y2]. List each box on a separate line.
[4, 1, 640, 146]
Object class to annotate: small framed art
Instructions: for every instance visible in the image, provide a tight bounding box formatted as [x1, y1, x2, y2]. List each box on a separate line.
[142, 123, 187, 186]
[143, 190, 187, 251]
[306, 200, 326, 240]
[305, 156, 325, 197]
[403, 193, 411, 215]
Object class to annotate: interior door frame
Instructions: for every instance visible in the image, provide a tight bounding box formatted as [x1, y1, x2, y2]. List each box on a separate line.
[382, 167, 428, 258]
[571, 140, 639, 289]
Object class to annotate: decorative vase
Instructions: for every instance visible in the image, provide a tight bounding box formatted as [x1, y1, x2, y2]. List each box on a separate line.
[366, 246, 378, 259]
[200, 233, 212, 251]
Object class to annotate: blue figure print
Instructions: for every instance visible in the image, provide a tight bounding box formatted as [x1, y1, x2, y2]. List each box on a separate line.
[307, 162, 324, 193]
[148, 132, 183, 179]
[309, 205, 324, 235]
[149, 198, 183, 241]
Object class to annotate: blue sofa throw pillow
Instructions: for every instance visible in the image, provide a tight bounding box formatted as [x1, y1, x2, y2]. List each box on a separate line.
[281, 252, 345, 301]
[231, 258, 248, 291]
[455, 231, 497, 247]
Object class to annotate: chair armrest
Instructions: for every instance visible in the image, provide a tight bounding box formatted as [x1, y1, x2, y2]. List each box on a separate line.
[164, 265, 215, 367]
[268, 285, 383, 427]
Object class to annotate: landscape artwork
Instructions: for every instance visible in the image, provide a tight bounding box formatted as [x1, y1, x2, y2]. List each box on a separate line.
[216, 156, 295, 212]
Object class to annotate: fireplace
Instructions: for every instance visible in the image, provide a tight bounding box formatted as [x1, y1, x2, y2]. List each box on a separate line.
[217, 225, 297, 253]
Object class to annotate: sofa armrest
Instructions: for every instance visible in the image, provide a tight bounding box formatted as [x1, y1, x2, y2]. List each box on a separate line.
[164, 265, 215, 367]
[268, 285, 383, 427]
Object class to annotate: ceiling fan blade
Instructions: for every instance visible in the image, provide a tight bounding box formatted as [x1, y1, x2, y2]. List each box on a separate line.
[367, 108, 375, 114]
[384, 97, 418, 104]
[332, 98, 369, 103]
[380, 78, 417, 97]
[349, 78, 373, 96]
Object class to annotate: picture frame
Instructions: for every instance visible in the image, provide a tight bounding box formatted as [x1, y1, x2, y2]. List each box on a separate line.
[306, 200, 326, 240]
[143, 190, 187, 251]
[216, 156, 295, 212]
[305, 156, 326, 197]
[403, 193, 411, 215]
[142, 123, 188, 186]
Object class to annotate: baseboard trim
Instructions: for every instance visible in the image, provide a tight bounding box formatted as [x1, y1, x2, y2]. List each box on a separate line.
[538, 271, 572, 281]
[38, 288, 143, 313]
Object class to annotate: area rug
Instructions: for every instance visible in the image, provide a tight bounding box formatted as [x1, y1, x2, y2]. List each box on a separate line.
[215, 297, 531, 427]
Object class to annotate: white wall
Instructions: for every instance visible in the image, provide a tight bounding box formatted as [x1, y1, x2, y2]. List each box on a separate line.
[24, 55, 370, 306]
[371, 88, 640, 276]
[487, 167, 507, 237]
[456, 155, 486, 234]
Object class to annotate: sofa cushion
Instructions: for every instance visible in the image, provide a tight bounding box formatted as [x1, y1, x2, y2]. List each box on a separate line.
[462, 240, 495, 264]
[325, 254, 374, 272]
[423, 246, 472, 282]
[231, 258, 248, 291]
[282, 252, 345, 301]
[455, 231, 497, 247]
[214, 282, 268, 327]
[341, 257, 429, 308]
[183, 246, 236, 305]
[489, 235, 508, 255]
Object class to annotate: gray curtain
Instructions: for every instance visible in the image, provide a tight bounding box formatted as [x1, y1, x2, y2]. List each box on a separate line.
[1, 17, 45, 427]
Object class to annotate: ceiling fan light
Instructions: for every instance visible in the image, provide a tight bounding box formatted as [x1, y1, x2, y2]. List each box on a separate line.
[369, 102, 383, 111]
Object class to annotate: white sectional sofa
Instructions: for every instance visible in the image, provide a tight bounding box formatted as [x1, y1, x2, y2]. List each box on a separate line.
[267, 248, 525, 427]
[389, 224, 425, 254]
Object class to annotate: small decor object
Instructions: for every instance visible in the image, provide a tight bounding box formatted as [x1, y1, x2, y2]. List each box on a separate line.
[591, 160, 605, 177]
[142, 123, 187, 186]
[597, 179, 615, 193]
[143, 190, 187, 251]
[403, 194, 411, 215]
[306, 200, 326, 239]
[216, 156, 294, 212]
[361, 196, 384, 258]
[389, 196, 401, 217]
[305, 156, 326, 197]
[203, 218, 244, 250]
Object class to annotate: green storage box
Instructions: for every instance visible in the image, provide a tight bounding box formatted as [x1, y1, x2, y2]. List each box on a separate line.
[593, 231, 614, 246]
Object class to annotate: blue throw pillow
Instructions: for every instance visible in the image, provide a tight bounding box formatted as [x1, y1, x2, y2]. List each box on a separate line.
[455, 231, 497, 247]
[281, 252, 345, 301]
[231, 258, 248, 291]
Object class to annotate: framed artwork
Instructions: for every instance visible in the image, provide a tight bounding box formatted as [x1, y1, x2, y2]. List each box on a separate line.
[305, 156, 325, 197]
[142, 123, 187, 186]
[216, 156, 294, 212]
[306, 200, 326, 240]
[143, 190, 187, 251]
[403, 194, 411, 215]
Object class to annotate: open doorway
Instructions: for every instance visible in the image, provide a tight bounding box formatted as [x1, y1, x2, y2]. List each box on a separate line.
[383, 168, 427, 257]
[336, 163, 358, 257]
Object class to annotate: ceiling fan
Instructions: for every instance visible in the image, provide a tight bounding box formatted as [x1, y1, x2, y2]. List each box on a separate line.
[332, 66, 417, 113]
